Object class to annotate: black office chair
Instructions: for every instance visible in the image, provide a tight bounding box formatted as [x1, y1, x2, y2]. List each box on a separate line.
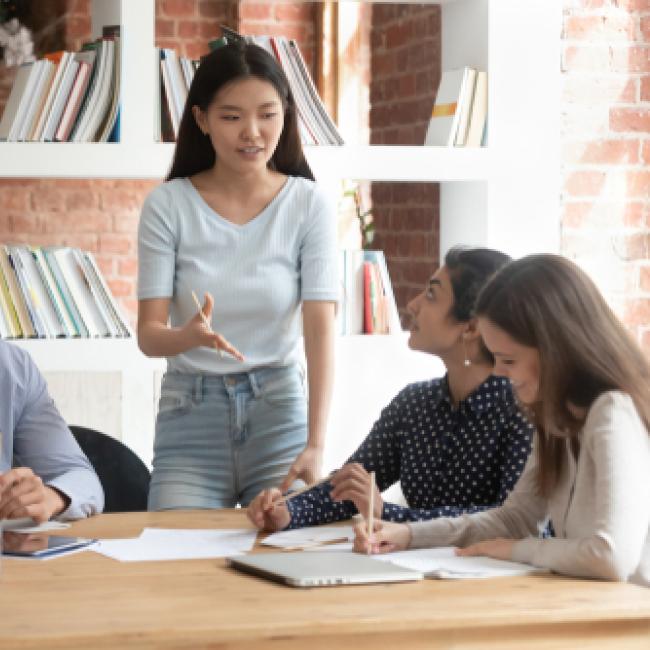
[69, 425, 151, 513]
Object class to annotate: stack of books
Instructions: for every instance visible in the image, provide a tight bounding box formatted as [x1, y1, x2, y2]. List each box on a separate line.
[0, 32, 121, 143]
[424, 67, 488, 148]
[339, 249, 400, 335]
[0, 245, 131, 339]
[213, 28, 344, 146]
[156, 48, 200, 141]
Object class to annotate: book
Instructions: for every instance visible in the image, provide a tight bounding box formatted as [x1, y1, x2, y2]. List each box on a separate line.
[54, 50, 96, 142]
[51, 247, 110, 338]
[0, 260, 21, 337]
[32, 51, 72, 141]
[41, 58, 79, 141]
[363, 250, 400, 333]
[33, 248, 77, 338]
[466, 70, 488, 147]
[11, 246, 66, 338]
[5, 246, 45, 337]
[454, 68, 477, 146]
[425, 68, 475, 147]
[0, 62, 34, 141]
[0, 247, 35, 337]
[42, 248, 88, 337]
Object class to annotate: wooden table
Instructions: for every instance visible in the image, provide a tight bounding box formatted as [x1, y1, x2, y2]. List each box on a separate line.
[1, 510, 649, 649]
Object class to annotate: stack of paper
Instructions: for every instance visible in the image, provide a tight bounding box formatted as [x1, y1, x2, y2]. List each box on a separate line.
[262, 526, 354, 551]
[375, 547, 547, 579]
[93, 528, 257, 562]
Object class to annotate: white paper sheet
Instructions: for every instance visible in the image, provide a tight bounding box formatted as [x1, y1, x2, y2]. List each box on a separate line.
[92, 528, 257, 562]
[261, 526, 354, 550]
[375, 547, 547, 579]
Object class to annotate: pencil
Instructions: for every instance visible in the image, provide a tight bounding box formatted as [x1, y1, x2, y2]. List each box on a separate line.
[191, 290, 223, 358]
[271, 471, 337, 507]
[367, 471, 375, 554]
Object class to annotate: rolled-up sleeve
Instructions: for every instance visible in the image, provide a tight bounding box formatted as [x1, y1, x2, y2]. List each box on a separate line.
[12, 349, 104, 519]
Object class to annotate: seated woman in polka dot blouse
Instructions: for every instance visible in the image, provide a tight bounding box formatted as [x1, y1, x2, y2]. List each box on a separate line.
[247, 247, 535, 532]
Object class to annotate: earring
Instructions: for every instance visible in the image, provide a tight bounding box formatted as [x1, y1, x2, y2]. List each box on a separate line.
[462, 337, 471, 367]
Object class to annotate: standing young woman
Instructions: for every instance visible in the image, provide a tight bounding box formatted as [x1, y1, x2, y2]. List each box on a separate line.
[248, 247, 534, 531]
[355, 255, 650, 587]
[138, 41, 338, 510]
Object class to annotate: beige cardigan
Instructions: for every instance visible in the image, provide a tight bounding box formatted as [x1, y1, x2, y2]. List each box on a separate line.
[407, 391, 650, 587]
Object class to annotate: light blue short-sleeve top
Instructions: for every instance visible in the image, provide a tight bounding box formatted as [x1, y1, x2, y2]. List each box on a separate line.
[137, 176, 339, 374]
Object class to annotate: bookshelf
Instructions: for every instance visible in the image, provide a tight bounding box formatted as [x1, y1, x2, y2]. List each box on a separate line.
[0, 0, 561, 471]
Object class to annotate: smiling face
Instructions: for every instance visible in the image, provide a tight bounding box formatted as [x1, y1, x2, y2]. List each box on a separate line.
[192, 76, 285, 175]
[478, 317, 541, 405]
[406, 266, 466, 357]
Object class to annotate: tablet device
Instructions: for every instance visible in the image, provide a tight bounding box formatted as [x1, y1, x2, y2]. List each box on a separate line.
[2, 532, 96, 558]
[226, 551, 424, 587]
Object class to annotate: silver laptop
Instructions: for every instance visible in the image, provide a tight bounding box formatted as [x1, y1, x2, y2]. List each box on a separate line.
[226, 551, 424, 587]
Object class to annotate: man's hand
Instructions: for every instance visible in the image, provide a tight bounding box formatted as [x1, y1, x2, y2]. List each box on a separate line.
[329, 463, 383, 519]
[0, 467, 68, 523]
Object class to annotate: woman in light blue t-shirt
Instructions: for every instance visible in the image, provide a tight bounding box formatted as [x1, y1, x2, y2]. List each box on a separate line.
[137, 40, 338, 510]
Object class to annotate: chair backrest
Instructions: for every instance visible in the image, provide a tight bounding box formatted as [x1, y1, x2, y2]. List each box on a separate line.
[69, 425, 150, 513]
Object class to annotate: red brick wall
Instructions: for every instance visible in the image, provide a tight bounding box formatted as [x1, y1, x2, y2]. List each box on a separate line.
[560, 0, 650, 351]
[367, 3, 441, 322]
[0, 1, 317, 326]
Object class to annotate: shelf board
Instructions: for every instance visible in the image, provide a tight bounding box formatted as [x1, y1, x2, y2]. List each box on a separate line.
[305, 145, 490, 181]
[0, 142, 489, 181]
[10, 338, 165, 371]
[0, 143, 175, 179]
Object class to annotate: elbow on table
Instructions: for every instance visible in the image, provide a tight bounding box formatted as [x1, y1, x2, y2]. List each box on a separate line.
[585, 537, 638, 583]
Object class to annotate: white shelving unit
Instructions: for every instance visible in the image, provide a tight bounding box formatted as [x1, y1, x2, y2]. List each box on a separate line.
[0, 0, 561, 470]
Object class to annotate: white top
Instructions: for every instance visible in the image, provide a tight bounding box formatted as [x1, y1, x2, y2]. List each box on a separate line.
[407, 391, 650, 587]
[137, 176, 339, 374]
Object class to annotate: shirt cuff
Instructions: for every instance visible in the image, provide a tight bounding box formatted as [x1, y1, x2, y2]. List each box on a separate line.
[46, 472, 104, 521]
[407, 518, 455, 549]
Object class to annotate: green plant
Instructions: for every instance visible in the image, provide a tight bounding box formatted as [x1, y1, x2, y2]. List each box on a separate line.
[343, 184, 374, 249]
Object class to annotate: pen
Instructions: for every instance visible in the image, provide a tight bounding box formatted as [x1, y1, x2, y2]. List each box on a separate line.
[367, 471, 375, 555]
[0, 517, 38, 530]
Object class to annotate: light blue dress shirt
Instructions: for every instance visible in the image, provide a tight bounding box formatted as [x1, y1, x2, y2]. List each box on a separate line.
[0, 341, 104, 519]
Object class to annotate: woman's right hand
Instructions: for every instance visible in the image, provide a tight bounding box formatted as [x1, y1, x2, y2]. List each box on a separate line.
[246, 488, 291, 531]
[353, 519, 412, 554]
[182, 292, 244, 360]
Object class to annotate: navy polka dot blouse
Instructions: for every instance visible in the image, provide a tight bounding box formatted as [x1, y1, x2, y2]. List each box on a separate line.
[286, 375, 534, 528]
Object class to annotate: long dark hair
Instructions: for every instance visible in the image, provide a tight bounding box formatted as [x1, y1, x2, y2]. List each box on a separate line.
[475, 254, 650, 496]
[444, 246, 511, 363]
[167, 40, 313, 181]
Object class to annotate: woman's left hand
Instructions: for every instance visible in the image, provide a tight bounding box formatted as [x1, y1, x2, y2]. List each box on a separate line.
[455, 538, 516, 561]
[279, 445, 323, 492]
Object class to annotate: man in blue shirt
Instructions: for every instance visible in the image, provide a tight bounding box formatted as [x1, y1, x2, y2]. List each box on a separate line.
[0, 341, 104, 521]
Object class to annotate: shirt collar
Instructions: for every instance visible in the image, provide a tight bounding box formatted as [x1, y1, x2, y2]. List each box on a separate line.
[436, 374, 512, 414]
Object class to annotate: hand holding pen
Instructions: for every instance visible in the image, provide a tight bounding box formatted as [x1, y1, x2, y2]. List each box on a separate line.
[190, 291, 244, 362]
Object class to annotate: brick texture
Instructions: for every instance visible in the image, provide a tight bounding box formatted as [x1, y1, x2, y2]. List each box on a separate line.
[561, 1, 650, 352]
[368, 3, 441, 324]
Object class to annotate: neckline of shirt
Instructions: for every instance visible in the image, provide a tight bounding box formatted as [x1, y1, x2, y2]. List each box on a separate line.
[434, 374, 511, 415]
[182, 175, 295, 232]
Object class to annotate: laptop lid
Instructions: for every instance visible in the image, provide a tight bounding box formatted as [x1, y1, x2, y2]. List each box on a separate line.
[226, 551, 424, 587]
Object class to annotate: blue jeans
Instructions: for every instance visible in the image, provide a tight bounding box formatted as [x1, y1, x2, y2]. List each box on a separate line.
[148, 365, 308, 510]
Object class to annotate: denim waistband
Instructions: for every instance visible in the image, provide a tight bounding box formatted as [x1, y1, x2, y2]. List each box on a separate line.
[161, 364, 303, 399]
